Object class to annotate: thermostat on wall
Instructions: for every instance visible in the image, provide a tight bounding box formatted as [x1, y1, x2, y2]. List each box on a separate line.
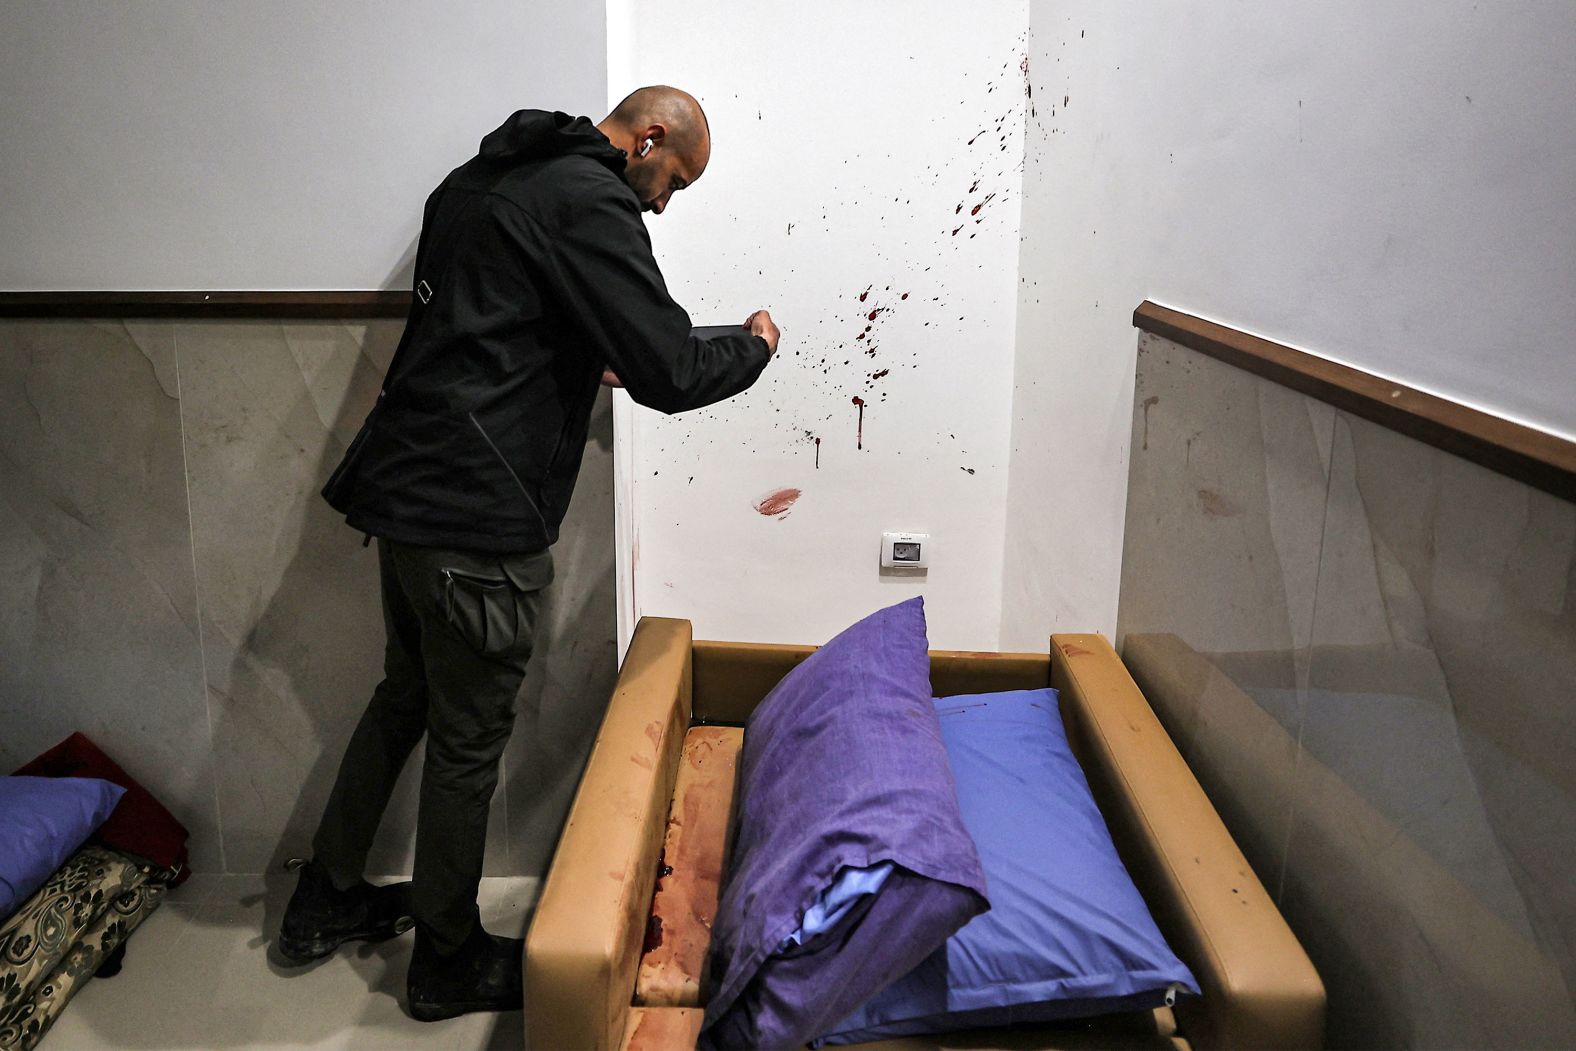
[881, 532, 930, 569]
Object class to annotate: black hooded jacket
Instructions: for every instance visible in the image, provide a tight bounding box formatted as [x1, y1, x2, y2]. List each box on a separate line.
[322, 110, 771, 552]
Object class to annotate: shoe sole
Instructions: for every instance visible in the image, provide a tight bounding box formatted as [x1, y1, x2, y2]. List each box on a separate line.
[275, 914, 415, 966]
[408, 995, 523, 1022]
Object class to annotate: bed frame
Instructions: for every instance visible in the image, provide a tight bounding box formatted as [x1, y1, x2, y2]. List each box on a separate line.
[523, 618, 1325, 1050]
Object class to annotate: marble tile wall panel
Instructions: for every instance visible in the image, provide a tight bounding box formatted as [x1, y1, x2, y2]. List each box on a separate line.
[0, 320, 219, 870]
[175, 319, 430, 876]
[1277, 411, 1576, 1048]
[3, 317, 617, 878]
[1117, 331, 1576, 1047]
[176, 320, 617, 877]
[1116, 331, 1335, 892]
[501, 387, 619, 877]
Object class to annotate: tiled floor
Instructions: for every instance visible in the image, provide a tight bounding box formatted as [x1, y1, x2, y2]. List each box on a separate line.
[44, 873, 541, 1050]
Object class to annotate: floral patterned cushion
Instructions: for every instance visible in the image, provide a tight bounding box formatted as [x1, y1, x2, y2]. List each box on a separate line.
[0, 845, 152, 1044]
[0, 880, 164, 1051]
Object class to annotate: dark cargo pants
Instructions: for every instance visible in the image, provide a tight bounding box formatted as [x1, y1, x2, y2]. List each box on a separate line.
[311, 538, 552, 955]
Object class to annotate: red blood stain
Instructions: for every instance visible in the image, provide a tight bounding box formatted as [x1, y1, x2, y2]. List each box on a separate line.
[652, 849, 674, 893]
[952, 225, 964, 236]
[870, 369, 890, 380]
[753, 487, 802, 517]
[901, 292, 910, 300]
[971, 192, 998, 216]
[867, 308, 882, 321]
[955, 203, 962, 214]
[642, 914, 664, 954]
[852, 396, 865, 449]
[969, 179, 981, 193]
[815, 436, 821, 469]
[858, 285, 872, 302]
[856, 332, 865, 340]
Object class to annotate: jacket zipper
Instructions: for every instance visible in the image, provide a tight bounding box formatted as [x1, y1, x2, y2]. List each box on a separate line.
[467, 412, 551, 538]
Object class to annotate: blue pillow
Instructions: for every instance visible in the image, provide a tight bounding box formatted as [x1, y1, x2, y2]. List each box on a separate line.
[0, 776, 126, 917]
[700, 598, 989, 1050]
[814, 689, 1198, 1045]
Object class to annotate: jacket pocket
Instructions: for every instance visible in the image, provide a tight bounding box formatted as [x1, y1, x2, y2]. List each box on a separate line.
[466, 412, 550, 537]
[442, 567, 519, 657]
[539, 371, 600, 494]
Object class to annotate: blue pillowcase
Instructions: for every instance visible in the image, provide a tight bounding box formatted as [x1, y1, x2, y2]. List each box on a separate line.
[700, 598, 990, 1051]
[779, 863, 895, 950]
[0, 776, 126, 917]
[814, 689, 1198, 1045]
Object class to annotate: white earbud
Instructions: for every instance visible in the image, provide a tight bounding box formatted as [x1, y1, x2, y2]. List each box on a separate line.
[638, 138, 654, 157]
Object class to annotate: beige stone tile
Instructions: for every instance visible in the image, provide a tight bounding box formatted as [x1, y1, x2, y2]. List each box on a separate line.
[0, 319, 219, 869]
[1120, 632, 1304, 898]
[1276, 409, 1576, 1046]
[175, 319, 516, 877]
[1118, 333, 1334, 687]
[1275, 738, 1575, 1048]
[1116, 331, 1576, 1044]
[1116, 333, 1335, 893]
[177, 317, 615, 880]
[502, 387, 620, 876]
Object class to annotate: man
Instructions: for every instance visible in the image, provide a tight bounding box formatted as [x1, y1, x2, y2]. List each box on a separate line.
[275, 86, 778, 1021]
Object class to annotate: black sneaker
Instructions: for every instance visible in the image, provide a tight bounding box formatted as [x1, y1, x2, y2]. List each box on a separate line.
[406, 921, 524, 1022]
[275, 857, 414, 965]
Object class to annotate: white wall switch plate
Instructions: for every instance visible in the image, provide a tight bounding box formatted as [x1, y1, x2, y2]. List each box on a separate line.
[881, 531, 930, 569]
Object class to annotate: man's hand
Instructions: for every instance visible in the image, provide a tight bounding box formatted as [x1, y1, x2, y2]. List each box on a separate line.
[745, 310, 780, 355]
[600, 368, 624, 388]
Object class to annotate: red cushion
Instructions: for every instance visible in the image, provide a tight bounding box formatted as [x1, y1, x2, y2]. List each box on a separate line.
[13, 732, 191, 884]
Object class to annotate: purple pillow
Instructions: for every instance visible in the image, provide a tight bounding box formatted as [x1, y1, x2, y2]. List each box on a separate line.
[699, 597, 989, 1050]
[0, 776, 126, 917]
[814, 690, 1198, 1045]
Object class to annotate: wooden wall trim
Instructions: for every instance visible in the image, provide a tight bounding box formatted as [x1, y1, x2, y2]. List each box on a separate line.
[0, 291, 411, 319]
[1133, 300, 1576, 504]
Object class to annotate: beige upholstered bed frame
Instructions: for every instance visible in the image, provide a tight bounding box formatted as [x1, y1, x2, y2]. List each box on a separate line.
[523, 617, 1324, 1050]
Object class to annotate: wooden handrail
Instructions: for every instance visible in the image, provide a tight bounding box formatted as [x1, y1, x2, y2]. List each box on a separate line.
[1133, 300, 1576, 504]
[0, 290, 410, 318]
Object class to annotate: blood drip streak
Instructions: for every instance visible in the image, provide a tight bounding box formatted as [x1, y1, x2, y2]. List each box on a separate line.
[815, 436, 821, 468]
[852, 396, 865, 449]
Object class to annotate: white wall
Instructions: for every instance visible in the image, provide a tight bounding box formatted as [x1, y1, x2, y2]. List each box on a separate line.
[614, 0, 1029, 650]
[1001, 0, 1576, 648]
[0, 0, 606, 290]
[606, 0, 641, 657]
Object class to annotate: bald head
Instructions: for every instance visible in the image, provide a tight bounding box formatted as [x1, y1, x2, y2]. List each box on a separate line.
[596, 86, 711, 214]
[606, 86, 710, 153]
